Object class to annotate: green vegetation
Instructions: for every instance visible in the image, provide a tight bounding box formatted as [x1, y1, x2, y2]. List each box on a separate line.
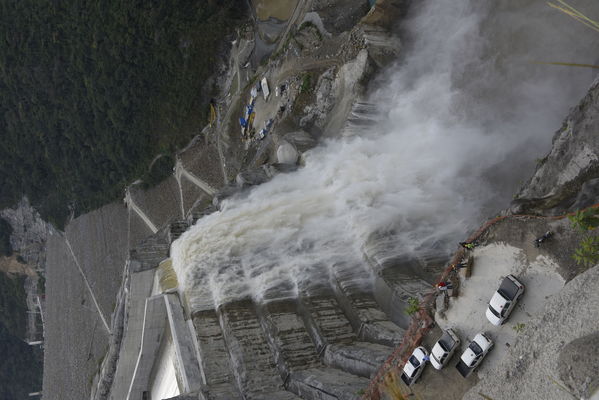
[512, 322, 526, 334]
[0, 273, 27, 338]
[300, 73, 313, 94]
[405, 297, 420, 316]
[0, 321, 43, 400]
[0, 1, 246, 228]
[568, 208, 599, 231]
[0, 218, 12, 257]
[0, 270, 42, 398]
[573, 235, 599, 267]
[569, 208, 599, 267]
[141, 155, 175, 190]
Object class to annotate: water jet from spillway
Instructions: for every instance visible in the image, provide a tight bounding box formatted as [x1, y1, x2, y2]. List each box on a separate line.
[172, 0, 599, 311]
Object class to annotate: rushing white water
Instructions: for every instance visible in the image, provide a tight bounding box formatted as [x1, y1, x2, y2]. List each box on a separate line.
[172, 0, 599, 311]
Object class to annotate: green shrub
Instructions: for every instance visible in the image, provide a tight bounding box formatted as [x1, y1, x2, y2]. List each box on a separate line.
[405, 297, 420, 316]
[568, 208, 599, 231]
[300, 73, 313, 94]
[573, 235, 599, 266]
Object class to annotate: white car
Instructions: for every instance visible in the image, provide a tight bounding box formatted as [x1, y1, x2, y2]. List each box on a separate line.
[430, 329, 461, 370]
[456, 332, 494, 377]
[400, 346, 428, 386]
[486, 274, 525, 326]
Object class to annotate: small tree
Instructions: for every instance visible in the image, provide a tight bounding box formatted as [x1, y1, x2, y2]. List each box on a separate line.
[405, 297, 420, 316]
[573, 235, 599, 266]
[568, 208, 599, 231]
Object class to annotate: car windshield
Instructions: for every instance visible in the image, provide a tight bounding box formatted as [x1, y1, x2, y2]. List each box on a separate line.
[469, 341, 483, 355]
[497, 289, 511, 300]
[488, 305, 501, 318]
[409, 355, 420, 368]
[438, 341, 449, 352]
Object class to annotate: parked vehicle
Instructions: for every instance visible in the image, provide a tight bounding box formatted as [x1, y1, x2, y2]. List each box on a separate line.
[430, 329, 461, 370]
[456, 332, 493, 377]
[400, 346, 428, 386]
[486, 274, 525, 326]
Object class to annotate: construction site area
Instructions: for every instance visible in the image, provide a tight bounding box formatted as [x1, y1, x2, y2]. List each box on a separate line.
[40, 0, 599, 399]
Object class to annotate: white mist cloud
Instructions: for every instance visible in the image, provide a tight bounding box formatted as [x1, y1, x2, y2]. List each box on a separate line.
[172, 0, 599, 310]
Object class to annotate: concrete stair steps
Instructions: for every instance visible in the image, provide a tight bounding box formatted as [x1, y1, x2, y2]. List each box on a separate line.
[129, 232, 170, 271]
[168, 220, 190, 243]
[190, 205, 218, 224]
[191, 310, 241, 397]
[288, 368, 369, 400]
[217, 300, 298, 399]
[297, 291, 393, 379]
[260, 300, 322, 372]
[258, 299, 371, 400]
[301, 296, 356, 347]
[323, 342, 391, 379]
[331, 263, 404, 347]
[199, 383, 245, 400]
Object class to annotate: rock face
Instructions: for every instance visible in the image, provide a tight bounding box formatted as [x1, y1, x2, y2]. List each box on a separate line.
[513, 77, 599, 215]
[558, 332, 599, 399]
[310, 0, 370, 35]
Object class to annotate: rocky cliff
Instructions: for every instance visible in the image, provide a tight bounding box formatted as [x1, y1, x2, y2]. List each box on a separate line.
[513, 76, 599, 215]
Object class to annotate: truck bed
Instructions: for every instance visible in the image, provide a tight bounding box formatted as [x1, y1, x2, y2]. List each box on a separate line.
[456, 360, 473, 378]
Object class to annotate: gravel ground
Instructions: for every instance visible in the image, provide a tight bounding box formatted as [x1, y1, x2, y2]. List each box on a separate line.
[463, 264, 599, 400]
[42, 233, 111, 400]
[436, 243, 565, 381]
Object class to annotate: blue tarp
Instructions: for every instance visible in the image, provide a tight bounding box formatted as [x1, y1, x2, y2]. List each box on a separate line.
[239, 117, 247, 128]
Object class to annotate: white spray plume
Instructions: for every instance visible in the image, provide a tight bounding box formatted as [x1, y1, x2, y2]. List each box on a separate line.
[172, 0, 599, 311]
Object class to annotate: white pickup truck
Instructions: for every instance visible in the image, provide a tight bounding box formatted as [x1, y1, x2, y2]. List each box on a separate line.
[400, 346, 428, 386]
[430, 329, 461, 370]
[455, 332, 493, 377]
[486, 274, 525, 326]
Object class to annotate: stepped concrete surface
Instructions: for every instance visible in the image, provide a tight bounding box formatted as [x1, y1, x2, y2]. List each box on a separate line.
[258, 298, 371, 400]
[331, 262, 404, 347]
[192, 310, 242, 399]
[169, 220, 190, 244]
[129, 231, 170, 273]
[217, 300, 300, 399]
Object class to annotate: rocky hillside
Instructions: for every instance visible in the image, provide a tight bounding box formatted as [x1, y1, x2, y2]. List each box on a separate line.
[513, 76, 599, 215]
